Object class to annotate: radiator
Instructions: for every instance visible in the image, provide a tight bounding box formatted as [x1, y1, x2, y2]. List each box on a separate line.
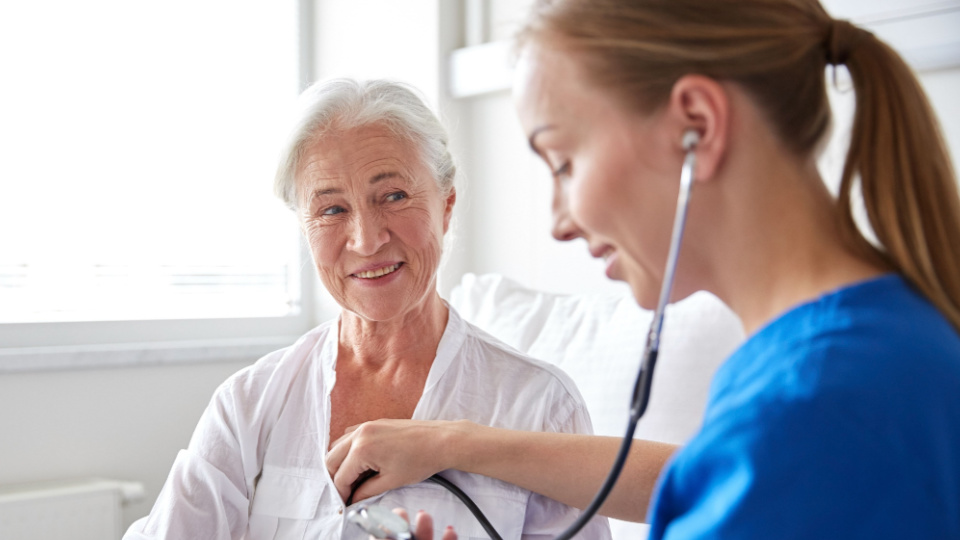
[0, 478, 144, 540]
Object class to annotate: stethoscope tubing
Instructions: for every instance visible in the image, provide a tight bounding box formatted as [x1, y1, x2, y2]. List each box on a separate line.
[351, 142, 699, 540]
[551, 142, 697, 540]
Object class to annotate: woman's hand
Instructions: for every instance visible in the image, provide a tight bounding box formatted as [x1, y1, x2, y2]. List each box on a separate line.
[326, 419, 473, 503]
[393, 508, 457, 540]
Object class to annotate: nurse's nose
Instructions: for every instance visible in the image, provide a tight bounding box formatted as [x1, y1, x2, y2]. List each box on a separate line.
[551, 183, 582, 242]
[347, 210, 389, 256]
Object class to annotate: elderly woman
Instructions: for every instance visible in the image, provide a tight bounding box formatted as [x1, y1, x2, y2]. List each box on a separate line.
[123, 79, 610, 540]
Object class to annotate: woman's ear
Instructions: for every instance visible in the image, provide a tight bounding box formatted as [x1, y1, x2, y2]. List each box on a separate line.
[442, 187, 457, 233]
[668, 75, 729, 182]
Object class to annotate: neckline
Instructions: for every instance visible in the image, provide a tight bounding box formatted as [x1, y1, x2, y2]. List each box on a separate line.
[745, 272, 901, 341]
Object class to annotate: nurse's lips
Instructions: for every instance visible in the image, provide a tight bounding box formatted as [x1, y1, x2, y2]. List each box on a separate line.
[590, 244, 619, 279]
[589, 244, 614, 260]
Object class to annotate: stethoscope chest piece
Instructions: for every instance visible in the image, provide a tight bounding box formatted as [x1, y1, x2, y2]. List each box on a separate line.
[347, 504, 416, 540]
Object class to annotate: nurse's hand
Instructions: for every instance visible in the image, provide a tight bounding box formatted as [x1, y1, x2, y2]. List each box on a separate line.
[393, 508, 457, 540]
[327, 419, 473, 503]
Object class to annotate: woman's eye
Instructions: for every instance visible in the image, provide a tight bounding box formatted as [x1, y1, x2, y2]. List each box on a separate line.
[552, 161, 571, 179]
[386, 191, 407, 202]
[322, 206, 346, 216]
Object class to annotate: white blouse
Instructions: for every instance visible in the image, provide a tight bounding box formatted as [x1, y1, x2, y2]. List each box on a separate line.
[124, 307, 611, 540]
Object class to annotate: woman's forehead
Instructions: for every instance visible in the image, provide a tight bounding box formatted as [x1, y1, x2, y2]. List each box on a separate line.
[298, 124, 425, 185]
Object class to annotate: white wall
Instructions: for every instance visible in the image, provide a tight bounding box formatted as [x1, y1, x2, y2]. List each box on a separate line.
[923, 68, 960, 168]
[0, 361, 250, 525]
[312, 0, 440, 106]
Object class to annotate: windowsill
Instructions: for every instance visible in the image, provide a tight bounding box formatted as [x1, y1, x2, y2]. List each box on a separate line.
[0, 336, 298, 373]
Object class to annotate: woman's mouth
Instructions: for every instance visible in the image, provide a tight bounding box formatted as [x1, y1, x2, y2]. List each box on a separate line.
[353, 263, 402, 279]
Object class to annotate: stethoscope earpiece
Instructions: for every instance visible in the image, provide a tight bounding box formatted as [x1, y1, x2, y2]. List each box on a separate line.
[682, 130, 700, 152]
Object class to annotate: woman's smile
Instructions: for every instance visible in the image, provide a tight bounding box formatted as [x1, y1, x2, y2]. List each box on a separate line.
[296, 122, 455, 322]
[351, 262, 404, 281]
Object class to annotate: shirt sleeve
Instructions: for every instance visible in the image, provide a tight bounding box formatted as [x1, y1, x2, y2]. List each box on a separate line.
[521, 393, 613, 540]
[123, 449, 250, 540]
[123, 378, 257, 540]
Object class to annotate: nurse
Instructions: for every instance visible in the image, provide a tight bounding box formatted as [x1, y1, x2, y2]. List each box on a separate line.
[326, 0, 960, 537]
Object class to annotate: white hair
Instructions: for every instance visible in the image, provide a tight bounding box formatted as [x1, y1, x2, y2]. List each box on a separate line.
[274, 78, 457, 210]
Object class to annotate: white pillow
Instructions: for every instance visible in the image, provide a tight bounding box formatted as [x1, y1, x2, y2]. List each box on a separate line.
[449, 273, 745, 537]
[450, 272, 745, 443]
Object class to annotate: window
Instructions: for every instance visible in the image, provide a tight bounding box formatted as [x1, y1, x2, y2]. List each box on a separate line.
[0, 1, 321, 364]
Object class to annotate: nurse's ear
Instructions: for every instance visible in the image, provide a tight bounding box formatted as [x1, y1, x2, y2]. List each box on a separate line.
[667, 75, 730, 183]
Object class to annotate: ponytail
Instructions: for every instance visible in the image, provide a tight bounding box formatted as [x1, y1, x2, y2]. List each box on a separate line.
[834, 21, 960, 331]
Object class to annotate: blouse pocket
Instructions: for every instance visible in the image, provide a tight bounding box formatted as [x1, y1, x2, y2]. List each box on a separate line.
[248, 469, 325, 540]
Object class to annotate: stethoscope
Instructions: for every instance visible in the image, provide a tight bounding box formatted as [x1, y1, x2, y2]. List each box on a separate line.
[349, 130, 701, 540]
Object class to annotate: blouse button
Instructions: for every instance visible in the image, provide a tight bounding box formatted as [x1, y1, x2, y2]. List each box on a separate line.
[338, 508, 344, 515]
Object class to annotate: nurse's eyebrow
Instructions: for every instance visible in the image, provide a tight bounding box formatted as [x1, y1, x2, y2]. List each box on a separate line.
[527, 125, 555, 155]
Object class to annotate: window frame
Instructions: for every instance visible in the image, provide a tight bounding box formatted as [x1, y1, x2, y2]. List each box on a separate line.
[0, 0, 326, 373]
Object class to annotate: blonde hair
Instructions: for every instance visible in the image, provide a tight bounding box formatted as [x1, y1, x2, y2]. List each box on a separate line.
[520, 0, 960, 331]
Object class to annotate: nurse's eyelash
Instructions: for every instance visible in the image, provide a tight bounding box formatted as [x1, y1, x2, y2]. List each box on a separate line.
[552, 161, 571, 178]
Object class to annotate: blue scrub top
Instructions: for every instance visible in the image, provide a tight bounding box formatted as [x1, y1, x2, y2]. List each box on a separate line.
[648, 274, 960, 539]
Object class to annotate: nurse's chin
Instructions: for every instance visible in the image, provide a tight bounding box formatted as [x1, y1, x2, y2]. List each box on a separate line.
[630, 291, 659, 312]
[622, 277, 658, 311]
[626, 277, 694, 312]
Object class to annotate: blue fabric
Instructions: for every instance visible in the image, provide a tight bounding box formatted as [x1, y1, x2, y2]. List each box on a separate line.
[648, 274, 960, 539]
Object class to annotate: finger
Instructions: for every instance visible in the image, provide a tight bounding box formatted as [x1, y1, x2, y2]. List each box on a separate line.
[350, 473, 401, 503]
[324, 443, 349, 478]
[330, 451, 374, 502]
[413, 510, 434, 540]
[392, 507, 410, 524]
[325, 434, 351, 477]
[328, 423, 363, 454]
[442, 526, 458, 540]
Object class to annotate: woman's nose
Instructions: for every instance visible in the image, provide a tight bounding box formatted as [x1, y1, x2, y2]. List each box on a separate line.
[551, 184, 581, 242]
[347, 212, 389, 255]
